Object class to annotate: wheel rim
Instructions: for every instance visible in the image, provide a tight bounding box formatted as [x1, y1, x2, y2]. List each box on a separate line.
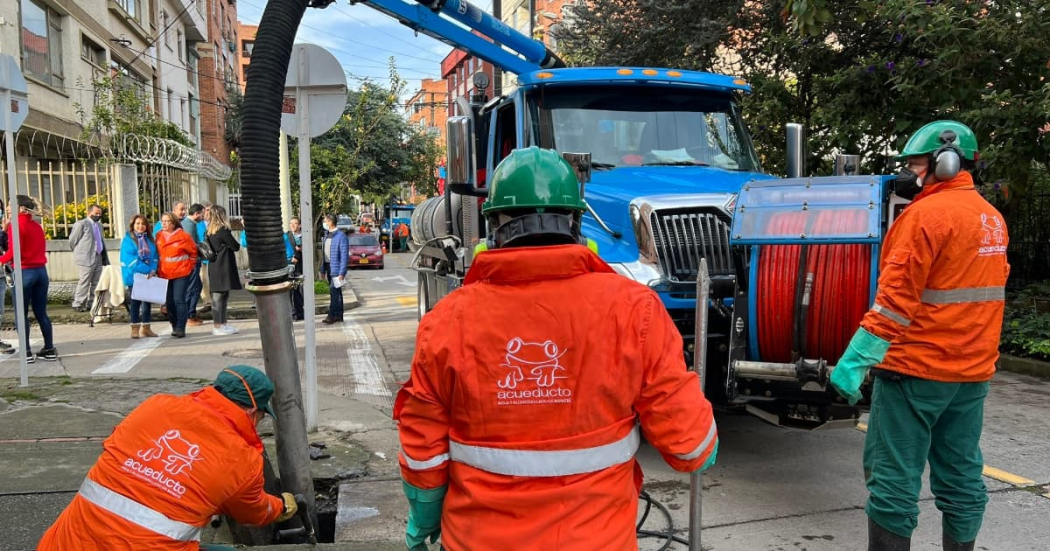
[417, 277, 427, 320]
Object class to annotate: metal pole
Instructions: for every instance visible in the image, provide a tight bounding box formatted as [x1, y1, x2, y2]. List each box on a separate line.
[3, 87, 28, 387]
[689, 258, 710, 551]
[297, 49, 319, 431]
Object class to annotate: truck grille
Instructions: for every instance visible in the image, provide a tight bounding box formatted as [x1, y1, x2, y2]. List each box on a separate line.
[650, 208, 734, 280]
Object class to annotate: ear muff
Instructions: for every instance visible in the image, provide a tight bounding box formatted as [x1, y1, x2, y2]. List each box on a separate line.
[932, 130, 962, 180]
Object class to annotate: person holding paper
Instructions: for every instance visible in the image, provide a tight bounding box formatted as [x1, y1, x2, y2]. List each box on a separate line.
[320, 214, 348, 325]
[119, 214, 159, 339]
[157, 212, 199, 339]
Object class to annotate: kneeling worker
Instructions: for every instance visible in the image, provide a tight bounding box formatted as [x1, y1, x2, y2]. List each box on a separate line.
[396, 147, 719, 550]
[38, 365, 299, 550]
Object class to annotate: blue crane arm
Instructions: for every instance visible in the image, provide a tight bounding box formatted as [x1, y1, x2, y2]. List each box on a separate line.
[352, 0, 562, 75]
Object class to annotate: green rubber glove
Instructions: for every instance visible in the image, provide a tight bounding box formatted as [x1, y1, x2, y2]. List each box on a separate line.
[403, 480, 446, 550]
[696, 439, 719, 472]
[830, 328, 891, 405]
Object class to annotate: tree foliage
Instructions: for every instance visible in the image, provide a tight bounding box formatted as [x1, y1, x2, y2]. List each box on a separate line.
[555, 0, 1050, 220]
[74, 74, 192, 148]
[291, 63, 442, 224]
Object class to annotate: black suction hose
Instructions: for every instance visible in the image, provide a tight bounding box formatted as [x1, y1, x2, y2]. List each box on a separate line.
[239, 0, 311, 285]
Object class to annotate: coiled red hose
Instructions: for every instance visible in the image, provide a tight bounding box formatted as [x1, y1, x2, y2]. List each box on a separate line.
[756, 210, 871, 363]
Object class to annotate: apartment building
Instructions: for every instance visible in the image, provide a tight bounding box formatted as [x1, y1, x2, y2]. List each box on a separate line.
[197, 0, 239, 165]
[405, 78, 449, 151]
[236, 22, 257, 91]
[440, 48, 497, 117]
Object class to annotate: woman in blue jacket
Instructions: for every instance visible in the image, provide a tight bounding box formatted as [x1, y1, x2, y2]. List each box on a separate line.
[120, 214, 160, 339]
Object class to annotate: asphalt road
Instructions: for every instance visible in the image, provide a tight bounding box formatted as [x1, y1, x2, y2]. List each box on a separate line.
[1, 250, 1047, 550]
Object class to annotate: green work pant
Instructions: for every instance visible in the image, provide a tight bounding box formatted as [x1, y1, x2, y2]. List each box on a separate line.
[863, 376, 990, 542]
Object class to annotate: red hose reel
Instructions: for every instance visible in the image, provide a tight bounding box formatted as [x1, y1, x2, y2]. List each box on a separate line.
[755, 210, 871, 364]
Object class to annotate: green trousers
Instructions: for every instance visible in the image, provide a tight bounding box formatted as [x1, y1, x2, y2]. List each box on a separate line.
[864, 376, 990, 542]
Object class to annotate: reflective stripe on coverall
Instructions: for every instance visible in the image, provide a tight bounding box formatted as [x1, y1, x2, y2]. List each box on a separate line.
[395, 244, 718, 551]
[858, 172, 1008, 541]
[38, 387, 283, 550]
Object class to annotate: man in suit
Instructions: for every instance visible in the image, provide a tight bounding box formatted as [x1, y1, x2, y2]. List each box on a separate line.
[69, 204, 108, 312]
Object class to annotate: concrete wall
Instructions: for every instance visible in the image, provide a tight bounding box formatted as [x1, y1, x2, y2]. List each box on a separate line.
[42, 239, 121, 282]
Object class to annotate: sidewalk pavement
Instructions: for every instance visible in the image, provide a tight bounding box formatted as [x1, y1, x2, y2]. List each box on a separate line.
[22, 285, 356, 326]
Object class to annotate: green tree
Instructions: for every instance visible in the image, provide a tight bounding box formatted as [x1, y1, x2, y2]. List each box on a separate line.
[291, 62, 442, 224]
[74, 74, 192, 148]
[556, 0, 1050, 221]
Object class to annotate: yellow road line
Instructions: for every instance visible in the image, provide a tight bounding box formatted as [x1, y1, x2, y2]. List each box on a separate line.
[982, 466, 1036, 487]
[395, 296, 418, 306]
[856, 423, 1038, 489]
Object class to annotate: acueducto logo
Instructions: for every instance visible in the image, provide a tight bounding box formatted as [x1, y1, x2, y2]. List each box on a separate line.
[121, 429, 204, 498]
[495, 338, 573, 406]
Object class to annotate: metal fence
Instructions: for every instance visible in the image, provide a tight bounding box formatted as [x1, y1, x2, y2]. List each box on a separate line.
[1005, 192, 1050, 289]
[138, 163, 193, 225]
[228, 192, 243, 219]
[0, 158, 115, 238]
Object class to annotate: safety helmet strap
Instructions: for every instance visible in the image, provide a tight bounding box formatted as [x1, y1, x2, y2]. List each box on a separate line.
[489, 211, 581, 248]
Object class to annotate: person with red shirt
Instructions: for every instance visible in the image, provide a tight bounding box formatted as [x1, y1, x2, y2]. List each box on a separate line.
[0, 195, 56, 363]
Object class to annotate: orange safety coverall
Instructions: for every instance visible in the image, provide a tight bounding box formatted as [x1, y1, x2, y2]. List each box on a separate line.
[860, 171, 1010, 381]
[156, 229, 199, 280]
[38, 387, 283, 550]
[395, 244, 718, 551]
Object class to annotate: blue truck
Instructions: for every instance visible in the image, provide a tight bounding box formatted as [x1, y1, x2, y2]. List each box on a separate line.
[337, 0, 898, 429]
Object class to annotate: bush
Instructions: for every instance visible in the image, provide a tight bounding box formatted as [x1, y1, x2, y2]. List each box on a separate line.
[314, 280, 330, 295]
[1001, 282, 1050, 361]
[44, 195, 111, 240]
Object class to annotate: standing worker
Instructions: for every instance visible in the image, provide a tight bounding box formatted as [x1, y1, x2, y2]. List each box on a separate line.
[68, 203, 108, 312]
[320, 215, 348, 325]
[394, 221, 410, 252]
[395, 147, 718, 551]
[830, 121, 1008, 551]
[38, 365, 300, 550]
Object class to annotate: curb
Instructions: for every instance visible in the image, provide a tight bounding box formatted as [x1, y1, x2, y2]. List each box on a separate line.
[998, 354, 1050, 379]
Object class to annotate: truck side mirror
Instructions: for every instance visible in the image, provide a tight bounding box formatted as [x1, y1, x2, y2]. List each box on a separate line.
[447, 116, 485, 196]
[561, 152, 592, 198]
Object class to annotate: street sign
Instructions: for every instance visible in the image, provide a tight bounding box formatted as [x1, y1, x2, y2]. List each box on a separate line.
[282, 44, 347, 430]
[0, 54, 29, 132]
[280, 44, 347, 138]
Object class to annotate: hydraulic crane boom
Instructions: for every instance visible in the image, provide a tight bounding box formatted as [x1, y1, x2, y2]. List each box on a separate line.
[350, 0, 564, 75]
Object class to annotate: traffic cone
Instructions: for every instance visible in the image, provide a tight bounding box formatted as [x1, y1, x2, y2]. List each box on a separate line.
[382, 242, 388, 254]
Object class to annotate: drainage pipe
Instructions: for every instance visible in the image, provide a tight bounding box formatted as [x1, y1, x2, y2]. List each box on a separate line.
[239, 0, 316, 538]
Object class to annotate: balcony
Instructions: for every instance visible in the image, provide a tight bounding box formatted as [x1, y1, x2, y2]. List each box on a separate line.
[180, 0, 208, 42]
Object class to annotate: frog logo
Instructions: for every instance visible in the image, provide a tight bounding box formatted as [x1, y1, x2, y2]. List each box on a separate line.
[497, 338, 567, 389]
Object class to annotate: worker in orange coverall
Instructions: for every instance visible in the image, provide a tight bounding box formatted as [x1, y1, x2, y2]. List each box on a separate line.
[38, 365, 299, 550]
[395, 147, 719, 551]
[831, 121, 1009, 551]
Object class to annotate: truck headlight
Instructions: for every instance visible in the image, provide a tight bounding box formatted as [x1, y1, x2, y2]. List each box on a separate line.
[609, 261, 663, 285]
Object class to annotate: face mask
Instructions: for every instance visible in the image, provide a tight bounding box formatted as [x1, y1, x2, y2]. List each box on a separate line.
[90, 215, 102, 222]
[893, 166, 924, 200]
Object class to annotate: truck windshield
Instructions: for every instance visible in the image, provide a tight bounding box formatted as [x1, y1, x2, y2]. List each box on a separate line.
[529, 85, 761, 172]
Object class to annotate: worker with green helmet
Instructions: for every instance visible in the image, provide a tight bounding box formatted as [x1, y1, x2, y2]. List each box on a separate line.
[830, 121, 1009, 551]
[395, 147, 718, 550]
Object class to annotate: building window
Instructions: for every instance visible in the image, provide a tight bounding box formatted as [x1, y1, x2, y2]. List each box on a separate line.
[20, 0, 64, 87]
[81, 35, 106, 68]
[189, 93, 199, 137]
[177, 30, 184, 61]
[162, 11, 170, 48]
[116, 0, 139, 22]
[242, 40, 254, 57]
[167, 88, 175, 123]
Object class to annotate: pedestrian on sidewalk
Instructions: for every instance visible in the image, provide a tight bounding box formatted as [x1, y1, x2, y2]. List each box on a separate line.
[830, 121, 1008, 551]
[68, 203, 108, 312]
[120, 214, 159, 339]
[287, 217, 304, 321]
[37, 365, 300, 550]
[320, 214, 347, 324]
[395, 148, 718, 551]
[197, 202, 212, 314]
[183, 203, 206, 326]
[205, 206, 241, 336]
[0, 195, 57, 363]
[0, 199, 13, 353]
[156, 212, 198, 339]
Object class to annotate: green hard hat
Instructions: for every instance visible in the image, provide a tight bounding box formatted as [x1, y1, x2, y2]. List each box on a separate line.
[482, 147, 586, 215]
[897, 120, 978, 161]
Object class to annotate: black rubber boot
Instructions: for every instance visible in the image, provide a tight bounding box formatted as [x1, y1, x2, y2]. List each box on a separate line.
[943, 533, 976, 551]
[868, 518, 911, 551]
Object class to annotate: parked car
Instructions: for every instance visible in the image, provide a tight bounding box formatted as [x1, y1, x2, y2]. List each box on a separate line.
[348, 233, 384, 269]
[336, 215, 356, 233]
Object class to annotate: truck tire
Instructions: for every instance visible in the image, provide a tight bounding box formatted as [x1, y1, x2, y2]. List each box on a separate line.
[417, 274, 430, 321]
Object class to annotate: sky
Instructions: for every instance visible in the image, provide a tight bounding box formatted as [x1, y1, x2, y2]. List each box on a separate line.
[236, 0, 493, 97]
